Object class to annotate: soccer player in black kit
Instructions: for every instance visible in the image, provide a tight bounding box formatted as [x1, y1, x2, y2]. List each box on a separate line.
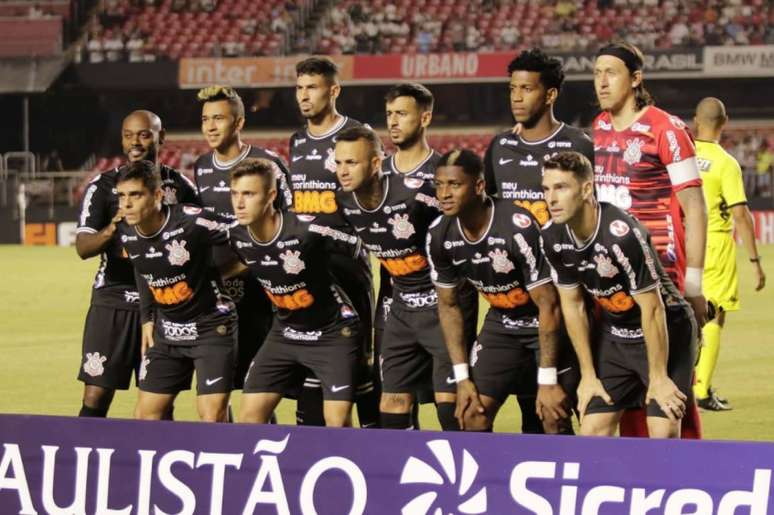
[484, 48, 594, 227]
[540, 152, 697, 438]
[334, 126, 477, 431]
[428, 149, 576, 433]
[115, 161, 238, 422]
[75, 110, 197, 418]
[194, 86, 292, 394]
[289, 57, 378, 427]
[229, 159, 362, 427]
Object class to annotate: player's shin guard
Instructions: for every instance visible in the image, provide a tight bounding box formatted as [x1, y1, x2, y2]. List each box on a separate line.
[380, 412, 413, 430]
[355, 382, 380, 428]
[436, 402, 460, 431]
[412, 400, 421, 430]
[297, 384, 325, 426]
[79, 404, 108, 417]
[517, 395, 544, 434]
[694, 321, 722, 399]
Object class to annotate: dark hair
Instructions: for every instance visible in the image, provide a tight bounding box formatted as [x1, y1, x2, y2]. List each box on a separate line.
[117, 160, 159, 191]
[335, 125, 383, 157]
[196, 85, 245, 118]
[597, 41, 654, 110]
[385, 82, 434, 112]
[437, 149, 484, 178]
[230, 158, 276, 186]
[296, 56, 339, 83]
[543, 151, 593, 182]
[507, 48, 565, 93]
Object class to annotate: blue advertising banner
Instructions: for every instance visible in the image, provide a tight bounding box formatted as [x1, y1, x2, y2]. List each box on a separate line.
[0, 414, 770, 514]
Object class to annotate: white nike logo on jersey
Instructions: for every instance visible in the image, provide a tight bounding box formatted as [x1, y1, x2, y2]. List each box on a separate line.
[205, 377, 223, 386]
[245, 259, 257, 264]
[558, 367, 572, 375]
[499, 158, 514, 165]
[331, 384, 350, 392]
[199, 186, 211, 192]
[354, 226, 367, 232]
[452, 258, 467, 266]
[128, 253, 140, 259]
[446, 376, 456, 384]
[292, 155, 304, 162]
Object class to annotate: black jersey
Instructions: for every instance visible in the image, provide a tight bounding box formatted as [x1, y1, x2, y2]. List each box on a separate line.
[336, 172, 441, 310]
[383, 150, 442, 182]
[118, 204, 235, 336]
[540, 202, 689, 343]
[77, 165, 199, 311]
[229, 212, 359, 331]
[484, 124, 594, 226]
[427, 198, 552, 334]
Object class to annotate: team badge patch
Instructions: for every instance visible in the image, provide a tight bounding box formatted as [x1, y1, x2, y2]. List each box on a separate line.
[623, 138, 644, 165]
[489, 248, 515, 274]
[280, 249, 306, 274]
[83, 352, 107, 377]
[594, 254, 619, 278]
[609, 220, 630, 237]
[166, 240, 190, 266]
[512, 213, 532, 229]
[162, 186, 178, 205]
[324, 148, 337, 173]
[139, 356, 150, 382]
[388, 213, 416, 239]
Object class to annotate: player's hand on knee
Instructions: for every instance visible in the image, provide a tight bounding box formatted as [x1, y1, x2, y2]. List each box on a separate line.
[536, 384, 570, 423]
[686, 294, 708, 328]
[646, 376, 687, 423]
[576, 376, 612, 422]
[141, 321, 155, 355]
[455, 379, 484, 430]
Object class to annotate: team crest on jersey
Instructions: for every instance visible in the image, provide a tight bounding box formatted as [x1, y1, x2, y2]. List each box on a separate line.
[83, 352, 107, 377]
[162, 186, 178, 205]
[324, 148, 337, 173]
[166, 240, 190, 266]
[512, 213, 532, 229]
[594, 254, 619, 278]
[489, 248, 515, 274]
[388, 213, 415, 240]
[139, 356, 150, 382]
[280, 249, 305, 274]
[609, 220, 630, 237]
[623, 139, 644, 165]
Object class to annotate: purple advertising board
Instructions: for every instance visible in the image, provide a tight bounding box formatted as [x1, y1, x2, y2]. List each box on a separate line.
[0, 414, 770, 514]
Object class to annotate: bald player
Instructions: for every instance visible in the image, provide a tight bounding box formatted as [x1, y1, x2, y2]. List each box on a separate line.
[692, 97, 766, 410]
[75, 110, 198, 417]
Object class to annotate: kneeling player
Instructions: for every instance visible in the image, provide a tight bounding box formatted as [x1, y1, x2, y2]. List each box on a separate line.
[229, 159, 361, 427]
[428, 149, 577, 433]
[540, 152, 697, 438]
[116, 161, 237, 422]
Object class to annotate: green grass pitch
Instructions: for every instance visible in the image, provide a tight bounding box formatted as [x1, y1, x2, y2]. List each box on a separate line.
[1, 244, 772, 439]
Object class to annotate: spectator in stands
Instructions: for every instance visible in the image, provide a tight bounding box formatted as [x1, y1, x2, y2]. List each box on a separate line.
[87, 31, 105, 63]
[756, 143, 773, 197]
[126, 31, 144, 62]
[501, 22, 520, 47]
[448, 20, 465, 52]
[669, 16, 690, 46]
[416, 27, 433, 54]
[103, 30, 125, 62]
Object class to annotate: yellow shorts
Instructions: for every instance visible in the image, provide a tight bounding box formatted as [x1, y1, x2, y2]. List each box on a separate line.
[703, 231, 740, 312]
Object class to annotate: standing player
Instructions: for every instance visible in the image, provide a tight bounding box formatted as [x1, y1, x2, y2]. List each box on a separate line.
[289, 57, 378, 427]
[541, 152, 697, 438]
[692, 97, 766, 410]
[116, 161, 237, 422]
[334, 126, 477, 430]
[592, 41, 708, 438]
[428, 149, 576, 433]
[194, 85, 292, 395]
[484, 48, 594, 226]
[75, 110, 197, 418]
[229, 159, 362, 426]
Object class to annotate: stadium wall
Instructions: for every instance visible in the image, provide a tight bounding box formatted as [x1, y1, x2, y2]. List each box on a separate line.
[1, 414, 772, 514]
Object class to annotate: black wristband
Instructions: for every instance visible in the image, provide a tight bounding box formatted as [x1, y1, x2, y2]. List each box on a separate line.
[750, 257, 761, 263]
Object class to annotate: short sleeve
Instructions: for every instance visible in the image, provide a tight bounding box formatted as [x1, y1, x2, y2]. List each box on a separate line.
[509, 211, 552, 290]
[720, 156, 748, 207]
[77, 176, 111, 234]
[426, 219, 461, 288]
[609, 223, 660, 295]
[539, 228, 579, 289]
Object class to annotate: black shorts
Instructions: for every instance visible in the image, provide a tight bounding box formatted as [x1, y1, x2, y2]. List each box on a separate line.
[78, 305, 141, 390]
[329, 252, 374, 359]
[229, 276, 274, 389]
[472, 310, 579, 405]
[586, 314, 697, 417]
[244, 319, 361, 401]
[139, 340, 237, 395]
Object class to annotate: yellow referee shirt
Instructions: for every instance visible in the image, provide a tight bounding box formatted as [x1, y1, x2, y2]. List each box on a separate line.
[696, 140, 747, 233]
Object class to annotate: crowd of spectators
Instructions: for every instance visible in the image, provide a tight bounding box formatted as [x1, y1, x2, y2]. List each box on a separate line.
[724, 130, 774, 198]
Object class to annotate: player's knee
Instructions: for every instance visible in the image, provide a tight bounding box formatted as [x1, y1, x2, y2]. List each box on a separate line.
[436, 402, 461, 431]
[580, 416, 617, 437]
[82, 385, 114, 411]
[199, 404, 228, 423]
[380, 392, 412, 414]
[517, 395, 544, 434]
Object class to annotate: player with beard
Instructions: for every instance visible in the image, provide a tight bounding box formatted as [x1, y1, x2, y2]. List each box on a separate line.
[194, 86, 292, 400]
[75, 110, 197, 418]
[428, 149, 576, 433]
[540, 152, 696, 438]
[289, 57, 378, 427]
[116, 161, 237, 422]
[592, 41, 707, 438]
[484, 48, 593, 227]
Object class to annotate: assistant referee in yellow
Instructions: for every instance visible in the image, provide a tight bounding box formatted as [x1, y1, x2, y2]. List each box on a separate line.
[692, 97, 766, 411]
